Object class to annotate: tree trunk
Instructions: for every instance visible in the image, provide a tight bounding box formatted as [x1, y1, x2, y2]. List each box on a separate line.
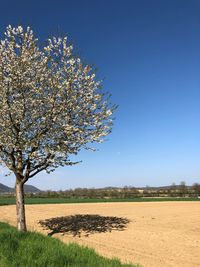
[16, 180, 27, 231]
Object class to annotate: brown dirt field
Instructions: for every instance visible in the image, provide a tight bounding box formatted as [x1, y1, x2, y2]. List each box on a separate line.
[0, 202, 200, 267]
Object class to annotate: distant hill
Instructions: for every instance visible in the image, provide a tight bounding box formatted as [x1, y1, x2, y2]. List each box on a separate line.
[0, 183, 13, 193]
[24, 184, 40, 193]
[0, 183, 40, 194]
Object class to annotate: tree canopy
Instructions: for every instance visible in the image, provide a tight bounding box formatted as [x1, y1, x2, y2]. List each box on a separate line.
[0, 25, 115, 183]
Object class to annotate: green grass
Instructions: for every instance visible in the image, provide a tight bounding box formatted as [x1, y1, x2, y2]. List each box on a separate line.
[0, 196, 199, 206]
[0, 222, 138, 267]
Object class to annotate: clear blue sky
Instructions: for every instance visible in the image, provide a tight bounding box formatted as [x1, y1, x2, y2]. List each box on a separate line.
[0, 0, 199, 189]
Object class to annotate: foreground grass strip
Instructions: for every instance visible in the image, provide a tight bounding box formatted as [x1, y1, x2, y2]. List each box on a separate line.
[0, 222, 138, 267]
[0, 197, 199, 206]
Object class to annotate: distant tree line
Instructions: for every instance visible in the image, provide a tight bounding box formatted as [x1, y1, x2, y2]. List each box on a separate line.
[24, 182, 200, 199]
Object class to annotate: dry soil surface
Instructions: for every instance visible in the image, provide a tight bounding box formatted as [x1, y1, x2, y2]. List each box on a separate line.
[0, 202, 200, 267]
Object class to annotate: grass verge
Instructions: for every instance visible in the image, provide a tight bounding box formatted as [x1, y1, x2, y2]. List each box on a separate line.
[0, 222, 138, 267]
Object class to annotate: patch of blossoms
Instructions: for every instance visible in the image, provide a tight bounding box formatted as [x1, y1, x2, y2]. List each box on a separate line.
[0, 25, 115, 182]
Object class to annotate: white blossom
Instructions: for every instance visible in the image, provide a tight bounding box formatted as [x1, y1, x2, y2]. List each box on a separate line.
[0, 25, 116, 182]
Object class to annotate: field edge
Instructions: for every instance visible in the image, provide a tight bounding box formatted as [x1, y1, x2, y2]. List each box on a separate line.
[0, 221, 140, 267]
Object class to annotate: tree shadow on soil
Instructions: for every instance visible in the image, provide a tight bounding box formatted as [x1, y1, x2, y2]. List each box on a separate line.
[39, 214, 130, 237]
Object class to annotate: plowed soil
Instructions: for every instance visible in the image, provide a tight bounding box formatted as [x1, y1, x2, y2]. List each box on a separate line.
[0, 202, 199, 267]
